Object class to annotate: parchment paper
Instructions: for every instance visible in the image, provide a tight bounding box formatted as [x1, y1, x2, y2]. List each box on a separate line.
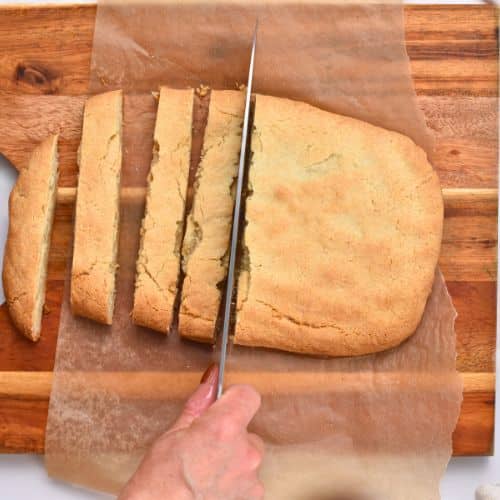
[45, 1, 462, 498]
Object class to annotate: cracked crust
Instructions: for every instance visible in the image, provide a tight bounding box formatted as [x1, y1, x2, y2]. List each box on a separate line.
[2, 135, 59, 341]
[179, 90, 245, 342]
[234, 94, 443, 356]
[70, 90, 123, 325]
[132, 87, 194, 333]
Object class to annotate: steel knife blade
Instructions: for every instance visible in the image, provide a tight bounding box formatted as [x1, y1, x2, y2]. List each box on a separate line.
[217, 22, 258, 399]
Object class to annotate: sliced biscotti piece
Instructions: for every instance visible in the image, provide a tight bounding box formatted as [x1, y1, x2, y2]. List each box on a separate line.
[2, 134, 59, 341]
[133, 87, 194, 333]
[235, 94, 443, 357]
[71, 90, 123, 325]
[179, 90, 245, 342]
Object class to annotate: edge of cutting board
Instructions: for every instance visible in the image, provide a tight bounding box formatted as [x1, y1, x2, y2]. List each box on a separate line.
[0, 3, 496, 456]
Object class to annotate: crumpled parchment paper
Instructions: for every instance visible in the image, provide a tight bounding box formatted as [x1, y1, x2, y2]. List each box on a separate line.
[45, 1, 462, 498]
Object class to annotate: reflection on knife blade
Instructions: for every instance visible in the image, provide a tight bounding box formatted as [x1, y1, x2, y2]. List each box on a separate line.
[217, 22, 258, 399]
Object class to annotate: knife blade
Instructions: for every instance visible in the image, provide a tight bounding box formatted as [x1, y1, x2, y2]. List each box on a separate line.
[217, 22, 258, 399]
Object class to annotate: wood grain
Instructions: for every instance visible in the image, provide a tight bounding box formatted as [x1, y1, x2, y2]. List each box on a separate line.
[0, 371, 494, 455]
[2, 371, 493, 401]
[1, 95, 496, 189]
[0, 4, 497, 456]
[0, 6, 498, 187]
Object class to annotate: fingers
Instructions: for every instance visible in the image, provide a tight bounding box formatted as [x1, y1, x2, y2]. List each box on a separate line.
[202, 384, 261, 432]
[247, 480, 265, 500]
[239, 477, 265, 500]
[200, 363, 219, 385]
[247, 432, 265, 459]
[244, 434, 265, 472]
[168, 364, 219, 432]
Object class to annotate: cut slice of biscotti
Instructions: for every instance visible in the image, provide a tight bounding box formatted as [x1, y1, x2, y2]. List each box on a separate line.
[179, 90, 245, 342]
[2, 134, 59, 341]
[132, 87, 194, 333]
[70, 90, 123, 325]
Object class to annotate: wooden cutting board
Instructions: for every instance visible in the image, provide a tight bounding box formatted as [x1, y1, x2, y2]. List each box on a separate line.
[0, 4, 497, 456]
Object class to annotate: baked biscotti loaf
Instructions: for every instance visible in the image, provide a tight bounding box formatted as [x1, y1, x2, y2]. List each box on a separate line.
[133, 87, 194, 333]
[179, 90, 245, 342]
[234, 94, 443, 356]
[70, 90, 123, 325]
[2, 134, 59, 341]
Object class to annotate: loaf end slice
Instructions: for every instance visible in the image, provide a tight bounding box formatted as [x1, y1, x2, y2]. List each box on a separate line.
[2, 134, 59, 341]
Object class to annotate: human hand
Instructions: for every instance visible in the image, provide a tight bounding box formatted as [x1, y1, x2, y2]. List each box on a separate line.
[118, 364, 264, 500]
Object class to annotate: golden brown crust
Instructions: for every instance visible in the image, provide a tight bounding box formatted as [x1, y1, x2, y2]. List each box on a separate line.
[132, 87, 194, 333]
[2, 134, 59, 341]
[70, 90, 123, 325]
[234, 94, 443, 356]
[179, 90, 245, 342]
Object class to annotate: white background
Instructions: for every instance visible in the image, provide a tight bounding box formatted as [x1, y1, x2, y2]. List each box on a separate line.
[0, 0, 498, 499]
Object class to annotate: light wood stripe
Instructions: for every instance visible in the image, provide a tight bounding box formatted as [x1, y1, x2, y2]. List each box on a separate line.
[0, 371, 493, 400]
[56, 187, 499, 207]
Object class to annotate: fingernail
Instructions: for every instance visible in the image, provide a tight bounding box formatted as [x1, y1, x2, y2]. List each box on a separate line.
[200, 363, 219, 385]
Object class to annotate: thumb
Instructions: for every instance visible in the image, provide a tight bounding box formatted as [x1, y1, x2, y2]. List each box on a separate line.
[168, 363, 219, 432]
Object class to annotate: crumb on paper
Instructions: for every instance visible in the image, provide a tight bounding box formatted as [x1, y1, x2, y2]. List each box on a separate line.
[196, 84, 210, 97]
[151, 91, 160, 100]
[236, 82, 246, 91]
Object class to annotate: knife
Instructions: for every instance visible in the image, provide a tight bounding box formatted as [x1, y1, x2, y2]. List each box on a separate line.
[217, 22, 258, 399]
